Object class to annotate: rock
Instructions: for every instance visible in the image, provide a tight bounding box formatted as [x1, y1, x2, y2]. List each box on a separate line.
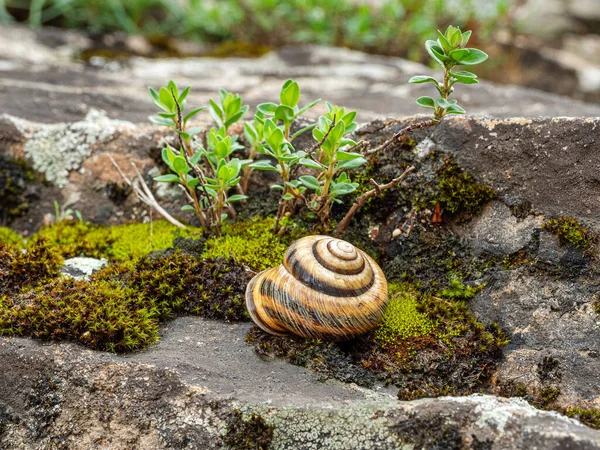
[472, 269, 600, 405]
[1, 320, 599, 449]
[60, 257, 108, 280]
[359, 116, 600, 234]
[2, 25, 600, 125]
[454, 201, 542, 256]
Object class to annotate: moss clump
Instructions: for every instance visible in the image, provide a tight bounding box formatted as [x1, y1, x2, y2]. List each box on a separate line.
[375, 286, 435, 345]
[565, 408, 600, 430]
[33, 220, 202, 262]
[543, 217, 597, 257]
[222, 410, 274, 450]
[0, 251, 251, 352]
[203, 217, 305, 271]
[0, 155, 34, 220]
[0, 227, 24, 248]
[247, 283, 508, 399]
[0, 239, 63, 296]
[435, 158, 496, 221]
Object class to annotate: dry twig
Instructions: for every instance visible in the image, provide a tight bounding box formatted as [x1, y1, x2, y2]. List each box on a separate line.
[107, 153, 187, 229]
[334, 166, 415, 237]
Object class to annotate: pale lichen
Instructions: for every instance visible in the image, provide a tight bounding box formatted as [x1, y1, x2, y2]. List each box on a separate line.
[22, 109, 133, 187]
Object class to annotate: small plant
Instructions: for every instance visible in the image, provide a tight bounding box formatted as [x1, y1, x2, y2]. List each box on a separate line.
[53, 200, 83, 223]
[149, 81, 248, 236]
[366, 25, 487, 157]
[409, 25, 487, 121]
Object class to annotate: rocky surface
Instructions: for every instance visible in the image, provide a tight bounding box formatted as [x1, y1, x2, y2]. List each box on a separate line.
[1, 330, 600, 449]
[2, 24, 600, 126]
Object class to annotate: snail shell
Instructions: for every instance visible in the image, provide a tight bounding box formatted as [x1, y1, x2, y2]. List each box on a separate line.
[245, 235, 389, 341]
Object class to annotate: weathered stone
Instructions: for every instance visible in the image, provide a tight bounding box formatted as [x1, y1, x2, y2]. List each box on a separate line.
[454, 201, 542, 256]
[1, 323, 599, 449]
[2, 25, 600, 126]
[472, 269, 600, 405]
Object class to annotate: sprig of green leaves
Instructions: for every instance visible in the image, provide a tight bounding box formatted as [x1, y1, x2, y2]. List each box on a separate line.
[409, 25, 487, 120]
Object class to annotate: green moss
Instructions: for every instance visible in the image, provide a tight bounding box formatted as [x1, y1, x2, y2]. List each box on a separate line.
[222, 409, 274, 450]
[0, 239, 63, 297]
[0, 227, 24, 248]
[0, 251, 250, 352]
[565, 408, 600, 430]
[436, 275, 484, 301]
[203, 217, 305, 271]
[435, 158, 496, 221]
[0, 155, 34, 219]
[375, 287, 434, 346]
[33, 220, 202, 262]
[543, 217, 597, 256]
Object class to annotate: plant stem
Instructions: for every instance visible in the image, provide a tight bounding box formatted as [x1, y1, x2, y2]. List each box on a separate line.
[334, 166, 415, 237]
[365, 120, 436, 156]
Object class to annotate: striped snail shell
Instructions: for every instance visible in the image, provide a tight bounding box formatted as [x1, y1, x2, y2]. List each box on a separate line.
[245, 235, 389, 341]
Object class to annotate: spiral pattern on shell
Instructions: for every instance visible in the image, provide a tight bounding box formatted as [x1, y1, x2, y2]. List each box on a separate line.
[245, 235, 389, 341]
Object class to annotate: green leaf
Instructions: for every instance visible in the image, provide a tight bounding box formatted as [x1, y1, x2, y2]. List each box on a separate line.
[408, 75, 439, 85]
[450, 70, 478, 84]
[159, 87, 176, 112]
[296, 98, 321, 116]
[257, 102, 278, 115]
[460, 30, 472, 47]
[162, 146, 177, 167]
[451, 48, 488, 65]
[265, 128, 284, 153]
[149, 115, 175, 127]
[337, 157, 367, 170]
[271, 184, 284, 191]
[183, 107, 206, 124]
[336, 150, 363, 161]
[437, 30, 452, 55]
[154, 174, 180, 183]
[449, 27, 462, 48]
[224, 110, 246, 129]
[181, 205, 196, 212]
[178, 86, 190, 103]
[148, 87, 164, 110]
[449, 48, 469, 62]
[437, 98, 452, 109]
[425, 40, 450, 66]
[299, 175, 320, 190]
[228, 194, 248, 203]
[172, 157, 189, 175]
[280, 80, 300, 108]
[251, 160, 277, 171]
[282, 193, 295, 201]
[416, 96, 435, 109]
[446, 105, 466, 115]
[331, 183, 357, 196]
[299, 158, 325, 170]
[290, 123, 316, 141]
[274, 105, 295, 125]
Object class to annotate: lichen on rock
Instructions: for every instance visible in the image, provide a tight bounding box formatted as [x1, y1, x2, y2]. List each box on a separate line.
[19, 109, 133, 187]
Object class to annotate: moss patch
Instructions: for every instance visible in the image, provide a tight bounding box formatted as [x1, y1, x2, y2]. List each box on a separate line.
[435, 158, 496, 221]
[203, 217, 305, 271]
[543, 217, 597, 257]
[565, 408, 600, 430]
[0, 250, 250, 352]
[33, 220, 202, 262]
[222, 410, 274, 450]
[0, 227, 24, 248]
[0, 155, 34, 221]
[0, 239, 63, 296]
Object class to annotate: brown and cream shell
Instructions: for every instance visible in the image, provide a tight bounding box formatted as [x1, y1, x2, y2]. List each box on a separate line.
[245, 235, 389, 341]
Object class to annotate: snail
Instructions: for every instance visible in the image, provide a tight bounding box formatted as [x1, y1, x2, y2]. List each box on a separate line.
[245, 235, 389, 341]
